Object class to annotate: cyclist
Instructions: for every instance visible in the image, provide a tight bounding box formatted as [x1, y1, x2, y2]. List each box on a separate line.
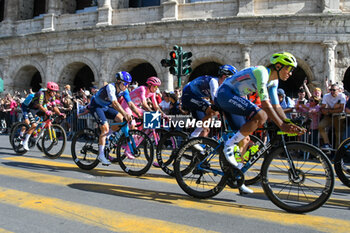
[22, 82, 66, 151]
[181, 65, 238, 140]
[214, 52, 304, 194]
[120, 76, 165, 124]
[89, 71, 141, 166]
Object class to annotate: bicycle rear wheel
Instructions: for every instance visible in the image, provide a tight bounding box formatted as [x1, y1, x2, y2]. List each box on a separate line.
[117, 130, 154, 176]
[156, 130, 188, 176]
[174, 137, 228, 199]
[334, 137, 350, 187]
[42, 124, 66, 159]
[261, 141, 334, 213]
[71, 128, 100, 170]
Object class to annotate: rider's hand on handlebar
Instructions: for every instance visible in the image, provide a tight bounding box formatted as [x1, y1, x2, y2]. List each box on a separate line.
[124, 114, 132, 122]
[59, 113, 66, 119]
[280, 122, 306, 135]
[45, 110, 52, 116]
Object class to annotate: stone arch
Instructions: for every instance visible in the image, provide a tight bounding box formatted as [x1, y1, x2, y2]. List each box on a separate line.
[186, 49, 230, 83]
[111, 52, 163, 85]
[13, 60, 45, 92]
[58, 56, 98, 91]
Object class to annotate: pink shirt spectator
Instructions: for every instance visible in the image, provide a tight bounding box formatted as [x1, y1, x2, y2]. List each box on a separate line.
[10, 100, 18, 116]
[299, 103, 321, 130]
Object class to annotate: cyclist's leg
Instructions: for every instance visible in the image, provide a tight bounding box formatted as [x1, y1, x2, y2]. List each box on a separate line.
[91, 106, 114, 165]
[22, 110, 39, 150]
[182, 90, 210, 138]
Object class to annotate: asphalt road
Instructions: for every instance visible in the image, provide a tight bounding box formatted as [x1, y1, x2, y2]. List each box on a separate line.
[0, 134, 349, 233]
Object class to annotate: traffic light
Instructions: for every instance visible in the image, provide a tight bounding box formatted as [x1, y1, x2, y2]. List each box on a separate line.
[169, 47, 180, 76]
[160, 59, 172, 67]
[181, 51, 192, 75]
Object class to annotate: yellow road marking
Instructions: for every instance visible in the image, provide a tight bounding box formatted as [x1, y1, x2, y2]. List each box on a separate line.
[0, 228, 14, 233]
[0, 187, 216, 233]
[0, 161, 350, 233]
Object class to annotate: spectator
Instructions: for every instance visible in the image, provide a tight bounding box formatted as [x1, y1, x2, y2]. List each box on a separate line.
[318, 83, 346, 150]
[169, 92, 187, 115]
[299, 96, 322, 146]
[90, 86, 98, 95]
[277, 88, 295, 118]
[63, 85, 73, 99]
[159, 91, 171, 114]
[294, 88, 308, 114]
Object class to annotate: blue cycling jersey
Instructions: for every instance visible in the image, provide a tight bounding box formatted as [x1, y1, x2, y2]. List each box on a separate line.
[94, 83, 131, 107]
[186, 75, 219, 99]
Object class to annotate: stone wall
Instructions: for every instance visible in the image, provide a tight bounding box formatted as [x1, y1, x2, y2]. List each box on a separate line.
[1, 0, 350, 93]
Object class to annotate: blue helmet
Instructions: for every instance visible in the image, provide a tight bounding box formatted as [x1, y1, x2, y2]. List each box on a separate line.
[115, 71, 132, 85]
[218, 65, 237, 76]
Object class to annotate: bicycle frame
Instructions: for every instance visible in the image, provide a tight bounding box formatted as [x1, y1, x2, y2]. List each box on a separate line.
[107, 121, 138, 155]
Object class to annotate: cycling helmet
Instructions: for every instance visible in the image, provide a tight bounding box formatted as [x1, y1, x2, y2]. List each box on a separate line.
[146, 76, 162, 86]
[270, 52, 297, 68]
[115, 71, 132, 85]
[47, 82, 59, 91]
[218, 65, 238, 76]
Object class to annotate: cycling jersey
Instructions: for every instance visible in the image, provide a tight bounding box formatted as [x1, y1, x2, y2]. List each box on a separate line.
[89, 83, 131, 125]
[218, 66, 279, 105]
[181, 75, 219, 120]
[186, 75, 220, 100]
[214, 66, 278, 130]
[93, 83, 131, 107]
[28, 90, 56, 109]
[120, 86, 158, 117]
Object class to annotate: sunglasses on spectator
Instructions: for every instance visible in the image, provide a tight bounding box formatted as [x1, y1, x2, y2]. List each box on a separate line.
[329, 89, 337, 91]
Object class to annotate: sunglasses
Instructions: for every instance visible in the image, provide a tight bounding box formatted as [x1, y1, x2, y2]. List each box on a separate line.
[329, 89, 337, 92]
[286, 66, 295, 73]
[152, 85, 158, 89]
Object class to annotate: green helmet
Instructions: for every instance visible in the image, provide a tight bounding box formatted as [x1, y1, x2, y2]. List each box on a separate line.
[270, 52, 297, 68]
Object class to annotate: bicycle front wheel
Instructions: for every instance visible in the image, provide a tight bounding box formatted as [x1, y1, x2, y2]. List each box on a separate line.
[156, 130, 188, 176]
[71, 128, 100, 170]
[174, 137, 228, 199]
[334, 137, 350, 187]
[42, 124, 66, 159]
[117, 130, 154, 176]
[261, 142, 334, 213]
[10, 122, 30, 155]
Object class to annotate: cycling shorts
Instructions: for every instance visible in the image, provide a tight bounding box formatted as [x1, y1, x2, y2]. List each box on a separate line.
[21, 105, 44, 124]
[214, 87, 261, 130]
[181, 85, 210, 120]
[89, 98, 119, 125]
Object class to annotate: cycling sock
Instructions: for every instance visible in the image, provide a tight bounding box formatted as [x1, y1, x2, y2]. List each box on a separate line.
[225, 131, 245, 147]
[190, 128, 203, 138]
[23, 134, 31, 144]
[98, 145, 105, 156]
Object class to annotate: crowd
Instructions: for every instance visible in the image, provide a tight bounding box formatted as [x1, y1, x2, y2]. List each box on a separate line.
[277, 79, 350, 151]
[1, 66, 350, 154]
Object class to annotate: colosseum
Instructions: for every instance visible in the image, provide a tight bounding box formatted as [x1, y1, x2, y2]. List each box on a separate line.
[0, 0, 350, 97]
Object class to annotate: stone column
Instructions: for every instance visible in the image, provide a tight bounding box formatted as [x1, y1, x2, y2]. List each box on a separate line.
[240, 43, 253, 68]
[162, 0, 178, 21]
[47, 0, 60, 14]
[322, 0, 341, 13]
[237, 0, 254, 16]
[45, 54, 54, 85]
[323, 40, 337, 85]
[99, 50, 110, 87]
[97, 0, 112, 27]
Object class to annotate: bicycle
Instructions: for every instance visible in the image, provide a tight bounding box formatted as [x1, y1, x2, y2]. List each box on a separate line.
[71, 118, 154, 176]
[334, 137, 350, 187]
[174, 114, 335, 213]
[11, 115, 66, 158]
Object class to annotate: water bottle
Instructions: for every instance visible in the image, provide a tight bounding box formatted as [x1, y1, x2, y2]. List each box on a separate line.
[32, 130, 38, 138]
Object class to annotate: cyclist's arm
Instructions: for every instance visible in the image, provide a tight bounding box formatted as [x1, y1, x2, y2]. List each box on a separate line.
[111, 100, 129, 119]
[209, 78, 219, 101]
